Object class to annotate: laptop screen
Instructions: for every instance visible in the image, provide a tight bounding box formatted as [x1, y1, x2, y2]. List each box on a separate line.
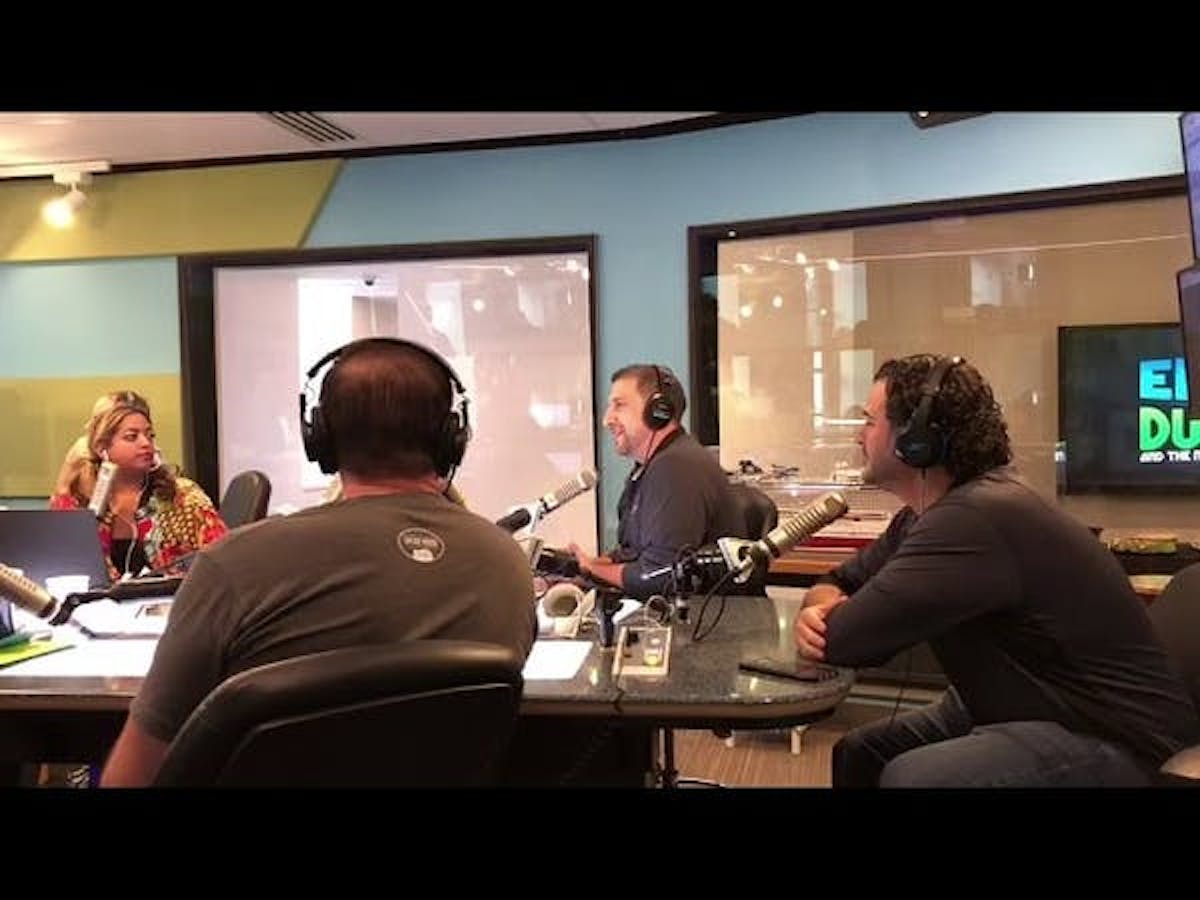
[0, 509, 110, 589]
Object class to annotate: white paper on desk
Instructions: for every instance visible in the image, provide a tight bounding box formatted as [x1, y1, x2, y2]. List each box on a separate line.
[0, 637, 159, 677]
[522, 640, 591, 680]
[70, 598, 172, 638]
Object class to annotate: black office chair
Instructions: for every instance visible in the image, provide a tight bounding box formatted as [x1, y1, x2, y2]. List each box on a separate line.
[728, 482, 779, 542]
[218, 470, 272, 530]
[1147, 563, 1200, 782]
[154, 640, 525, 787]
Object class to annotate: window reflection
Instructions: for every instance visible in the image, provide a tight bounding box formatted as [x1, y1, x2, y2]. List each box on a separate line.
[707, 194, 1192, 526]
[215, 250, 598, 551]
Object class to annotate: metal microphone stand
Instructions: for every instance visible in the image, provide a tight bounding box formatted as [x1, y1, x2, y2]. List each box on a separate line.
[651, 548, 728, 790]
[667, 545, 733, 623]
[50, 576, 185, 626]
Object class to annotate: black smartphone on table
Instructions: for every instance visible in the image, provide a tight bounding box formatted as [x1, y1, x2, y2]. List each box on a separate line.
[738, 654, 838, 682]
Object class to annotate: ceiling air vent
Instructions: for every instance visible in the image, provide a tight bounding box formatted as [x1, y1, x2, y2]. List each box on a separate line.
[262, 112, 358, 145]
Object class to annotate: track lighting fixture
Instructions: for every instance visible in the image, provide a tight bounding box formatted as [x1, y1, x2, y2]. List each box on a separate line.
[42, 172, 90, 227]
[0, 159, 110, 229]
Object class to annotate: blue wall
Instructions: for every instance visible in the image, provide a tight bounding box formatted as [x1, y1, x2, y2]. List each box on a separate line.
[0, 257, 178, 377]
[308, 112, 1184, 536]
[0, 113, 1185, 536]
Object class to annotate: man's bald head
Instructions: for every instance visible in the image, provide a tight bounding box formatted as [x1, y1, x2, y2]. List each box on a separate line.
[319, 338, 454, 479]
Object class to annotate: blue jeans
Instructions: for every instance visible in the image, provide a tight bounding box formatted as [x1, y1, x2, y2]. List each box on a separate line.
[833, 687, 1155, 787]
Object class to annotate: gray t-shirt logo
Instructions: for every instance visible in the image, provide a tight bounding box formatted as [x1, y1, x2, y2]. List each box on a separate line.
[396, 528, 446, 563]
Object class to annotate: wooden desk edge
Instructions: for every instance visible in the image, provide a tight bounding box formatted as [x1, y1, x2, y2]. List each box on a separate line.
[769, 554, 851, 576]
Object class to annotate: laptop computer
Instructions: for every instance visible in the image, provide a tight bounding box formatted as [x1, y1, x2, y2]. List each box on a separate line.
[0, 509, 110, 589]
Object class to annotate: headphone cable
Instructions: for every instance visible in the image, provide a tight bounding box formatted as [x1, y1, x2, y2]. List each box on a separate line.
[112, 511, 140, 577]
[109, 472, 150, 577]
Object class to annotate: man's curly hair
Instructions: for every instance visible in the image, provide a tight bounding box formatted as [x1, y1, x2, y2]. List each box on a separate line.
[875, 354, 1012, 484]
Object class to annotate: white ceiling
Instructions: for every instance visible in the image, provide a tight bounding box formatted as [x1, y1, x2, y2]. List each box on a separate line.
[0, 112, 715, 173]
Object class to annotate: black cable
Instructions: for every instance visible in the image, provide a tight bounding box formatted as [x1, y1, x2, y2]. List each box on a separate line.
[886, 647, 915, 728]
[690, 567, 737, 643]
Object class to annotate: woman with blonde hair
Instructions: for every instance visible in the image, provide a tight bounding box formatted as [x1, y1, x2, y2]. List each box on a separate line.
[53, 392, 129, 497]
[50, 390, 228, 581]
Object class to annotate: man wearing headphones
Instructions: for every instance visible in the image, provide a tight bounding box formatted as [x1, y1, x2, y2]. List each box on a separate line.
[794, 354, 1198, 787]
[101, 338, 537, 786]
[570, 363, 740, 599]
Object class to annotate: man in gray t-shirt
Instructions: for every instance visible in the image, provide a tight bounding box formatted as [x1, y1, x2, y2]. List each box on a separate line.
[101, 338, 536, 786]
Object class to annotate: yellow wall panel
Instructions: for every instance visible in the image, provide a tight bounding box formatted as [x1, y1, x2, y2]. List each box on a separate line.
[0, 374, 182, 497]
[0, 160, 341, 262]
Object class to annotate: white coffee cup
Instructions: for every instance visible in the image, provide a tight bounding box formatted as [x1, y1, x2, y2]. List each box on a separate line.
[541, 584, 596, 637]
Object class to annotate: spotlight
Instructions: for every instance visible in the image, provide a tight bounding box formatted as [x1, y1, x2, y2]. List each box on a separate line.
[41, 172, 91, 228]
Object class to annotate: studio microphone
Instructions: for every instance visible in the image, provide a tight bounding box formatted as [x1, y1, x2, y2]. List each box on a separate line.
[724, 491, 850, 582]
[494, 506, 533, 533]
[88, 447, 161, 518]
[642, 491, 851, 589]
[88, 460, 117, 517]
[495, 469, 598, 533]
[0, 563, 60, 620]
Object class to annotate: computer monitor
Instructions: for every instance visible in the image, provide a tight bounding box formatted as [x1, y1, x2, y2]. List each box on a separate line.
[1183, 112, 1200, 260]
[1179, 264, 1200, 419]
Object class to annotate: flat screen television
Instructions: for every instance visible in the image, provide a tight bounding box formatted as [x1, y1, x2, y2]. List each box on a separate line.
[1184, 112, 1200, 259]
[1059, 322, 1200, 493]
[1180, 264, 1200, 418]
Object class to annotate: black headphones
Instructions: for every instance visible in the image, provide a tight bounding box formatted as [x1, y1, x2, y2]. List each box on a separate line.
[892, 355, 963, 470]
[298, 337, 471, 477]
[643, 365, 678, 431]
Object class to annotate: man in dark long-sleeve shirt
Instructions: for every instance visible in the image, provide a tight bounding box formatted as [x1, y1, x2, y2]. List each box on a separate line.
[795, 354, 1199, 787]
[570, 364, 740, 598]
